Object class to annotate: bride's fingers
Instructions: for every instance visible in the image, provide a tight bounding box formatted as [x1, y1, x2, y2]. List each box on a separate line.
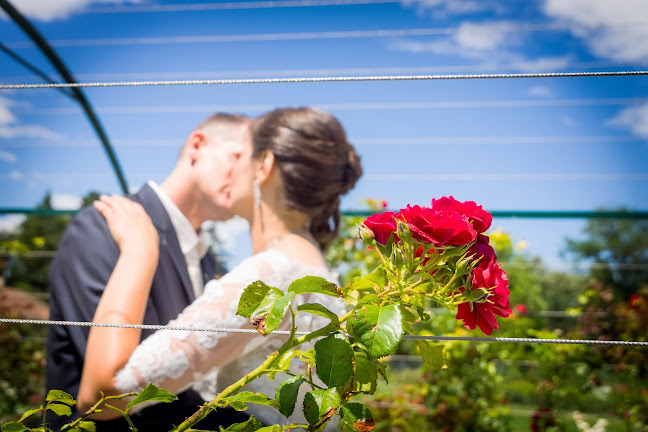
[93, 195, 116, 219]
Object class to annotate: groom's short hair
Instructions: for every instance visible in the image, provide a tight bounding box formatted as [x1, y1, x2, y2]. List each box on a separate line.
[178, 112, 250, 159]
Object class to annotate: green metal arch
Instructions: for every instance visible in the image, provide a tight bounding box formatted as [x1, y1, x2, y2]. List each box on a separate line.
[0, 0, 128, 194]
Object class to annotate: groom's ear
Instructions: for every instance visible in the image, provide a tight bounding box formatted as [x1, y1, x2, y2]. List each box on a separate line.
[185, 131, 208, 165]
[256, 150, 276, 185]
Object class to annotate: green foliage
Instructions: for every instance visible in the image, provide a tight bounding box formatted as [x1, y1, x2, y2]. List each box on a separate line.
[0, 316, 47, 424]
[5, 199, 645, 432]
[348, 304, 403, 359]
[0, 192, 101, 293]
[564, 208, 648, 299]
[1, 385, 176, 432]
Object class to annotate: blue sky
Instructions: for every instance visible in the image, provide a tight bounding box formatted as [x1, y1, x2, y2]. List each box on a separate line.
[1, 0, 647, 269]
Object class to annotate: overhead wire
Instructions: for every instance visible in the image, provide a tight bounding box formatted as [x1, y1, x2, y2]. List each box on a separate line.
[1, 70, 647, 90]
[0, 318, 646, 346]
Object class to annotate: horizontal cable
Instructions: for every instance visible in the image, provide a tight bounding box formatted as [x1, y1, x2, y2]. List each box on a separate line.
[1, 208, 648, 219]
[1, 70, 647, 90]
[0, 60, 627, 82]
[0, 318, 645, 346]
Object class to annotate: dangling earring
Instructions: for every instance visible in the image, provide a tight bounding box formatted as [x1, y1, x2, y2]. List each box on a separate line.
[253, 179, 261, 208]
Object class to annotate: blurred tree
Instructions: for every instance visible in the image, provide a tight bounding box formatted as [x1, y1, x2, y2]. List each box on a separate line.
[0, 191, 100, 292]
[564, 209, 648, 299]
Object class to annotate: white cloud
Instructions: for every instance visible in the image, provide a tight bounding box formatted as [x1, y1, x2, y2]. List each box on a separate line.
[0, 97, 63, 141]
[0, 150, 17, 163]
[607, 103, 648, 138]
[50, 193, 83, 210]
[507, 56, 571, 72]
[543, 0, 648, 64]
[8, 170, 23, 181]
[0, 215, 26, 233]
[402, 0, 505, 17]
[2, 0, 143, 22]
[391, 21, 518, 59]
[528, 85, 553, 98]
[0, 96, 17, 124]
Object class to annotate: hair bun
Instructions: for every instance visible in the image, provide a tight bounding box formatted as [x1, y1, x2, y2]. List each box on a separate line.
[340, 148, 362, 194]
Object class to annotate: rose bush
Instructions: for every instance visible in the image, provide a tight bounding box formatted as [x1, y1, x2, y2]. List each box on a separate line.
[361, 196, 511, 335]
[3, 196, 512, 432]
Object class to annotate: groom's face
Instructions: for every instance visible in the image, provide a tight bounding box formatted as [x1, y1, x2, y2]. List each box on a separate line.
[194, 123, 250, 221]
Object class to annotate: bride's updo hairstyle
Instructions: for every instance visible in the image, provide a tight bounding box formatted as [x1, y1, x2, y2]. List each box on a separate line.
[251, 107, 362, 250]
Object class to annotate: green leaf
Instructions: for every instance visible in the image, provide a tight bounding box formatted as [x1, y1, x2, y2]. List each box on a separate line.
[219, 415, 263, 431]
[46, 403, 72, 417]
[340, 402, 374, 432]
[288, 276, 339, 297]
[314, 333, 354, 388]
[78, 421, 96, 432]
[416, 340, 446, 369]
[352, 350, 378, 395]
[249, 287, 286, 335]
[296, 303, 340, 325]
[266, 292, 296, 334]
[237, 281, 273, 317]
[276, 374, 305, 417]
[226, 392, 277, 408]
[399, 305, 417, 324]
[356, 294, 378, 307]
[18, 407, 43, 423]
[255, 426, 283, 432]
[349, 304, 403, 358]
[302, 388, 341, 425]
[223, 391, 278, 411]
[1, 422, 28, 432]
[267, 349, 299, 381]
[46, 389, 75, 406]
[228, 401, 248, 411]
[126, 383, 177, 410]
[297, 349, 316, 368]
[351, 267, 387, 292]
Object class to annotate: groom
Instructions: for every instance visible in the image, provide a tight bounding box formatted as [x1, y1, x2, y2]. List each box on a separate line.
[46, 113, 252, 431]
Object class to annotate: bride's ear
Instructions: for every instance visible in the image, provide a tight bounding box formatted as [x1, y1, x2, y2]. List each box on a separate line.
[255, 150, 276, 185]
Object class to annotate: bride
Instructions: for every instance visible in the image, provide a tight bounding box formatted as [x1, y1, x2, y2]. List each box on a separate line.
[76, 107, 362, 428]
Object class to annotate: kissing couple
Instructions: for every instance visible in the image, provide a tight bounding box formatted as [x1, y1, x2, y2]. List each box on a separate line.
[46, 107, 363, 431]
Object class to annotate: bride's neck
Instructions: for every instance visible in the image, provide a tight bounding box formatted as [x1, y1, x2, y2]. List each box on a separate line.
[250, 203, 310, 254]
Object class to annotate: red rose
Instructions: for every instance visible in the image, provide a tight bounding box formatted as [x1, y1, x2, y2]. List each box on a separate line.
[431, 196, 493, 233]
[472, 262, 511, 316]
[514, 304, 529, 315]
[456, 296, 499, 335]
[456, 262, 510, 335]
[400, 205, 476, 246]
[468, 234, 496, 265]
[363, 211, 400, 245]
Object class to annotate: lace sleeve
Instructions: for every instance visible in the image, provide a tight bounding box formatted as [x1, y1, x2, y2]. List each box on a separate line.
[113, 250, 342, 400]
[114, 253, 268, 395]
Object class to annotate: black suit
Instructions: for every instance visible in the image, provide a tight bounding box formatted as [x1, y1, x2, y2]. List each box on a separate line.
[45, 184, 247, 431]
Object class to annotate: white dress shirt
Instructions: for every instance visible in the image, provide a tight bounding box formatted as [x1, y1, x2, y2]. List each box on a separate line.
[147, 181, 207, 298]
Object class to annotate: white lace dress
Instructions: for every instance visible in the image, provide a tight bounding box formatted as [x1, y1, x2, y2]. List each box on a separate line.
[114, 249, 343, 427]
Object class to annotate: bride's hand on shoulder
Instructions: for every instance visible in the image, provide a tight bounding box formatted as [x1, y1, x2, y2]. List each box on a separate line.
[94, 195, 159, 256]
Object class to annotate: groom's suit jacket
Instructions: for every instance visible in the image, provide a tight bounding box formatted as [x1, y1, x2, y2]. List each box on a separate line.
[45, 184, 230, 431]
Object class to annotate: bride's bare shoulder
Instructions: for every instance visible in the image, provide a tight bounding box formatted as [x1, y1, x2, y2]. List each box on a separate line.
[275, 234, 327, 268]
